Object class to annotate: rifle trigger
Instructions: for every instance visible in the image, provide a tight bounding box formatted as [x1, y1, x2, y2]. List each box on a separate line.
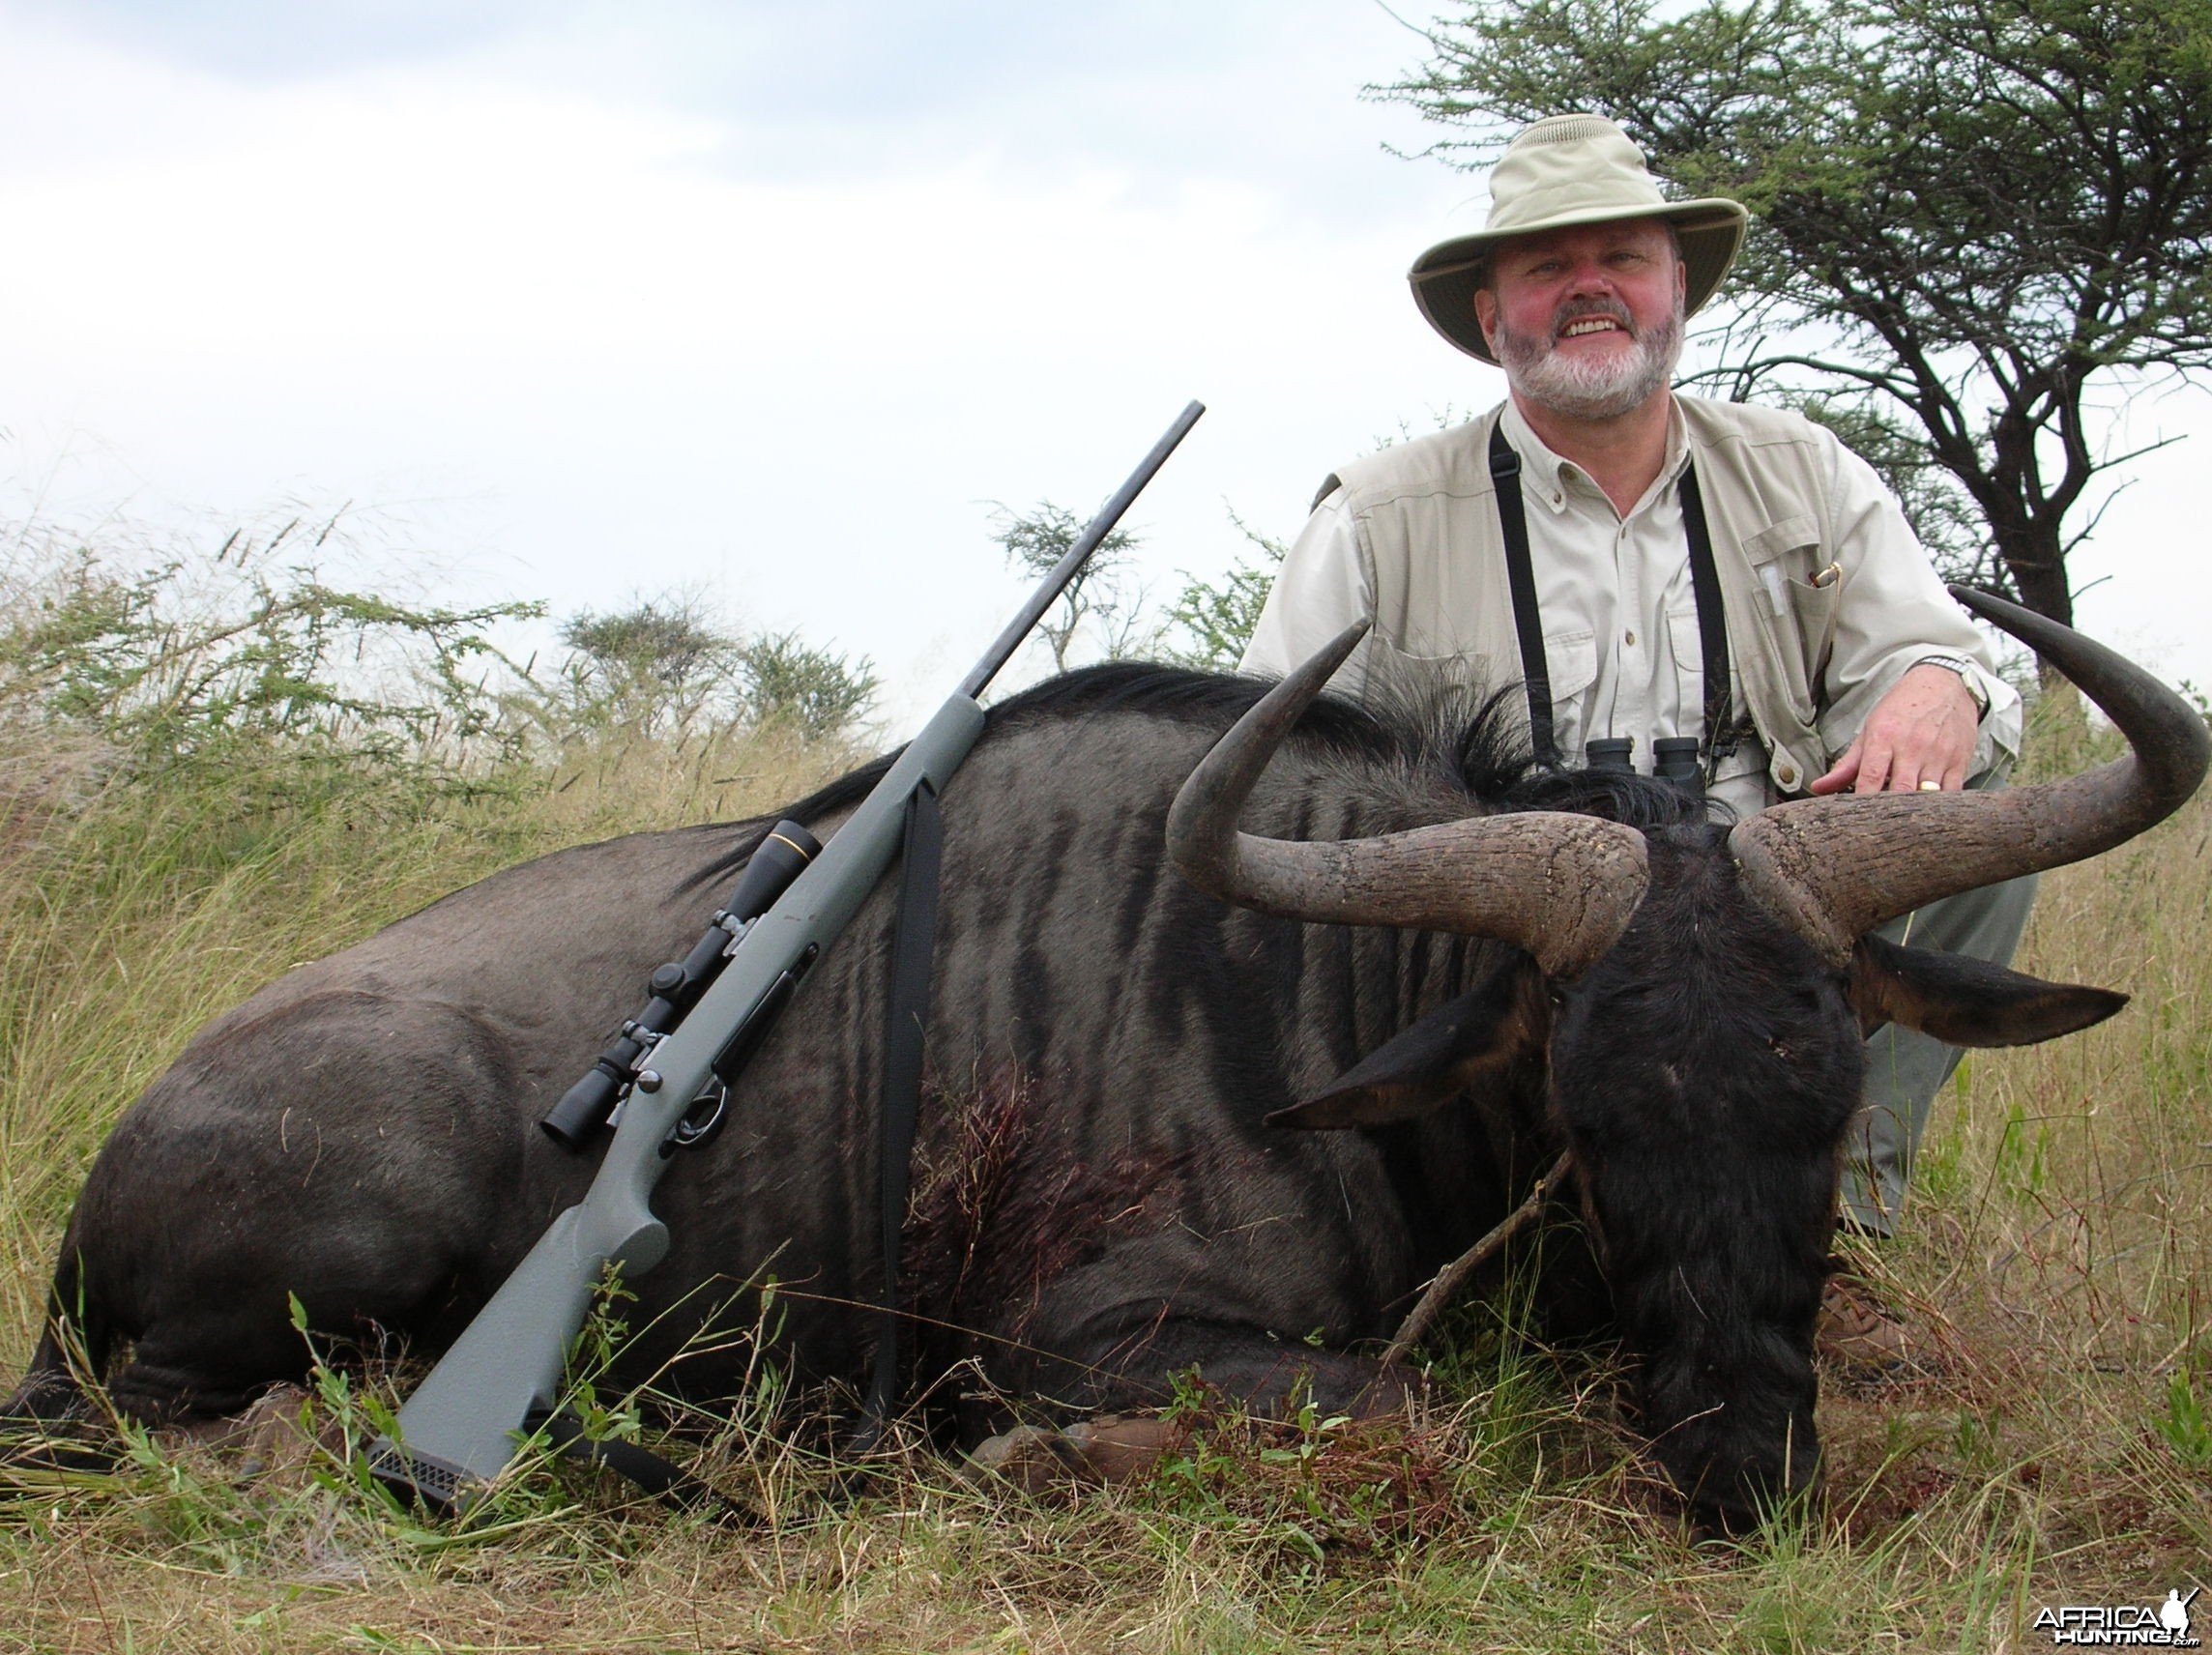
[664, 1083, 730, 1156]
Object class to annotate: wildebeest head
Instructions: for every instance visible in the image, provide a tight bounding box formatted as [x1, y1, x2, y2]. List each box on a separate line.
[1167, 589, 2208, 1527]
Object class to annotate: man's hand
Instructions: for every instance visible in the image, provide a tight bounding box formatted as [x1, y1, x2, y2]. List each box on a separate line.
[1810, 663, 1981, 796]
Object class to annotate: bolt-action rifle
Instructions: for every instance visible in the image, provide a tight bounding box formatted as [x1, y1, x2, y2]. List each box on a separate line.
[368, 402, 1205, 1513]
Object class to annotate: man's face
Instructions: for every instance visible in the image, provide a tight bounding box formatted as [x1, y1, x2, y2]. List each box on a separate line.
[1474, 218, 1688, 421]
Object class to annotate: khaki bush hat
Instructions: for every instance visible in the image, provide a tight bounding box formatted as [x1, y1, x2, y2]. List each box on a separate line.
[1410, 113, 1749, 364]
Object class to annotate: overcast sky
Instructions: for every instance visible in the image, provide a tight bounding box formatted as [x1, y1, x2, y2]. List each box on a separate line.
[5, 0, 2208, 731]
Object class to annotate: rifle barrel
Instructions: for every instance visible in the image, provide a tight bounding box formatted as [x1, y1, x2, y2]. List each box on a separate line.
[956, 400, 1204, 700]
[371, 399, 1205, 1513]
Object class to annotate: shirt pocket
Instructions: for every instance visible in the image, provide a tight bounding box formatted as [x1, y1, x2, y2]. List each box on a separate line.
[1539, 628, 1598, 757]
[1540, 627, 1598, 707]
[1740, 513, 1836, 717]
[1360, 631, 1497, 704]
[1665, 604, 1709, 728]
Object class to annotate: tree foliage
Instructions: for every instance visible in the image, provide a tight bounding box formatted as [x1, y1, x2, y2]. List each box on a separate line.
[0, 521, 539, 796]
[1160, 512, 1288, 672]
[1383, 0, 2212, 624]
[550, 597, 877, 741]
[731, 629, 880, 737]
[991, 502, 1153, 670]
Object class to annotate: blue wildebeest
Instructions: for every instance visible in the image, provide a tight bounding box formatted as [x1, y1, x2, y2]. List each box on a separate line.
[5, 593, 2203, 1524]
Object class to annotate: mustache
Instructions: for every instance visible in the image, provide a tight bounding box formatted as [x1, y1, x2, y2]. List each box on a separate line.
[1551, 298, 1636, 339]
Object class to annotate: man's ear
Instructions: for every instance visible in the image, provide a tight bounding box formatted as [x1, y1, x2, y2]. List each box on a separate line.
[1267, 956, 1546, 1129]
[1472, 287, 1499, 358]
[1848, 933, 2127, 1047]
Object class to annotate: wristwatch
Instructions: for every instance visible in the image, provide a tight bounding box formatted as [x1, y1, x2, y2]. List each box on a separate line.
[1915, 653, 1990, 715]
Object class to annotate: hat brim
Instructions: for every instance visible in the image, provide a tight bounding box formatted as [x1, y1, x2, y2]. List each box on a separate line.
[1409, 200, 1748, 365]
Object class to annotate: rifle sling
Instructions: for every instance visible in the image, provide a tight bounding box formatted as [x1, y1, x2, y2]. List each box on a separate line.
[528, 782, 946, 1496]
[858, 778, 945, 1445]
[1488, 421, 1734, 769]
[525, 1407, 751, 1520]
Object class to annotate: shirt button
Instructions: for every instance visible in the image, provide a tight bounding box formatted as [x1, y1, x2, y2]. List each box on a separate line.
[1777, 763, 1799, 788]
[1624, 630, 1637, 646]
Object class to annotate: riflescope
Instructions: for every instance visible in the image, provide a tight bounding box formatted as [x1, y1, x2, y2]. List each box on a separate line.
[538, 819, 822, 1148]
[372, 401, 1205, 1518]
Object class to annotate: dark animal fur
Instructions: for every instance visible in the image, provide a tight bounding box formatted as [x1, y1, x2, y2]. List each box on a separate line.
[0, 663, 2080, 1524]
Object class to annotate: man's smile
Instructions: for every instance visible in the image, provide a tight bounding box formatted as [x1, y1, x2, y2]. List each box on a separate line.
[1559, 315, 1628, 340]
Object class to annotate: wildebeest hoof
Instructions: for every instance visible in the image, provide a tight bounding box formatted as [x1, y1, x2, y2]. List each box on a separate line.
[159, 1384, 335, 1490]
[227, 1383, 328, 1484]
[968, 1414, 1183, 1493]
[1062, 1414, 1183, 1481]
[967, 1425, 1088, 1493]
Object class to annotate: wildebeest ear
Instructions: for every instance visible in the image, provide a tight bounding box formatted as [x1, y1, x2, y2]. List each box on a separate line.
[1848, 933, 2127, 1047]
[1266, 957, 1545, 1129]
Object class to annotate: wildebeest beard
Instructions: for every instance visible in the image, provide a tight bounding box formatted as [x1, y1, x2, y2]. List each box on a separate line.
[1546, 827, 1864, 1524]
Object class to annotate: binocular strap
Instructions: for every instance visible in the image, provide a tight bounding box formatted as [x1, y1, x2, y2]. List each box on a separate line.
[1488, 421, 1733, 771]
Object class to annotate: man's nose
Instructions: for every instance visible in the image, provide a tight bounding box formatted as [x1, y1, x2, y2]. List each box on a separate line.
[1564, 257, 1616, 295]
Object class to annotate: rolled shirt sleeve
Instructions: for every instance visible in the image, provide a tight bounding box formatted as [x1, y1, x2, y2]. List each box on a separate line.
[1814, 436, 2023, 781]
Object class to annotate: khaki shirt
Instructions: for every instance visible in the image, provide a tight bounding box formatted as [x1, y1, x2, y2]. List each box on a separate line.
[1239, 396, 2020, 819]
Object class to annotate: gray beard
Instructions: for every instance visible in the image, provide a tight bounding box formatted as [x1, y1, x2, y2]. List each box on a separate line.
[1497, 298, 1684, 421]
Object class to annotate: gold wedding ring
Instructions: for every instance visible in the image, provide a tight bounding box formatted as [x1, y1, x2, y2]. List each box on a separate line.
[1918, 779, 1941, 791]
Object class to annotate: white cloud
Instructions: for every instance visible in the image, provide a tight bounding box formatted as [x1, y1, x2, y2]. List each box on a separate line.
[0, 1, 2202, 729]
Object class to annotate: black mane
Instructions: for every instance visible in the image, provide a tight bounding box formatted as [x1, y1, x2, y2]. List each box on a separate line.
[690, 661, 1708, 888]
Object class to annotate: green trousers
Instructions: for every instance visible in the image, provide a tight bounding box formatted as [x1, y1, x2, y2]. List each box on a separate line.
[1841, 868, 2040, 1234]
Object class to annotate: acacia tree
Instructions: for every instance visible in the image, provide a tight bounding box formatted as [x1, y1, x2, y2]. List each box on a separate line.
[1384, 0, 2212, 628]
[991, 503, 1151, 669]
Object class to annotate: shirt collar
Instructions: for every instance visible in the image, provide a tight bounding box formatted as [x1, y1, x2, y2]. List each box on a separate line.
[1498, 397, 1692, 517]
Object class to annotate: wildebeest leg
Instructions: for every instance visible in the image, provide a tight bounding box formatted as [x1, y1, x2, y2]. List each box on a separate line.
[1076, 1317, 1416, 1420]
[966, 1317, 1415, 1489]
[27, 995, 536, 1428]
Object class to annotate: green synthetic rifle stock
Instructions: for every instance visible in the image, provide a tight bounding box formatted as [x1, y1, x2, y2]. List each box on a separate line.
[368, 401, 1205, 1513]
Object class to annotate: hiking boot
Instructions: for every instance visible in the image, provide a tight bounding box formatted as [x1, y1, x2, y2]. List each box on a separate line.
[1816, 1275, 1913, 1378]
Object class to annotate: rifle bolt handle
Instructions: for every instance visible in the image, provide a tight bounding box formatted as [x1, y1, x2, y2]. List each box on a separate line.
[635, 1070, 663, 1093]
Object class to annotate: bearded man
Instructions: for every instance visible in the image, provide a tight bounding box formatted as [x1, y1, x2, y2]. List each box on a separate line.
[1239, 113, 2035, 1371]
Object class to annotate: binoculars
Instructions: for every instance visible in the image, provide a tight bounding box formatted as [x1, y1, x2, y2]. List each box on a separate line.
[1585, 735, 1705, 802]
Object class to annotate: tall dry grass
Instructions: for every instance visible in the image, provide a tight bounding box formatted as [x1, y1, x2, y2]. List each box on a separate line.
[0, 721, 857, 1375]
[0, 591, 2206, 1649]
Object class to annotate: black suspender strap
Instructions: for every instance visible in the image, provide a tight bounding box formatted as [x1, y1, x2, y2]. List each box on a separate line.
[1488, 421, 1558, 768]
[1489, 420, 1735, 770]
[1676, 464, 1737, 766]
[856, 778, 945, 1448]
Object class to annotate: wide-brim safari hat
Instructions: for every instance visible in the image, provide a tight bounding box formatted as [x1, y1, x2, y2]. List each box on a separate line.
[1410, 113, 1749, 365]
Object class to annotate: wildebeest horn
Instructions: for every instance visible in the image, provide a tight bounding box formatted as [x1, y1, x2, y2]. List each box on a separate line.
[1729, 586, 2212, 966]
[1167, 622, 1650, 979]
